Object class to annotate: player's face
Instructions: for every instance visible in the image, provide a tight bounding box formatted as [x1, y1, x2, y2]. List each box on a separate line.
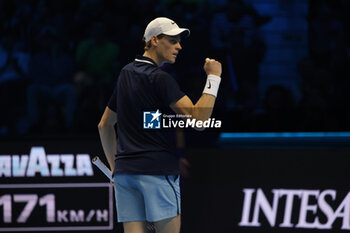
[156, 35, 182, 64]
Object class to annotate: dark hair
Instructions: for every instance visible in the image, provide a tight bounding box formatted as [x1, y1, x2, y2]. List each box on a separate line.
[143, 34, 165, 51]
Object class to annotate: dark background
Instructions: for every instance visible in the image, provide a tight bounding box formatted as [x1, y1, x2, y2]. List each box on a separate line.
[1, 0, 350, 232]
[1, 0, 350, 138]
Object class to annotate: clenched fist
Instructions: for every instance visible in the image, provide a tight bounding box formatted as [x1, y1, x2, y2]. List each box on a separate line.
[204, 58, 222, 77]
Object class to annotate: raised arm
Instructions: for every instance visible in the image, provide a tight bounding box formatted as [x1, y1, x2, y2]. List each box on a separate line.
[98, 107, 117, 172]
[171, 58, 222, 121]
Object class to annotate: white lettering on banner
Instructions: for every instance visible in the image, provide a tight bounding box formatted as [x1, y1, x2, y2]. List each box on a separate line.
[96, 209, 108, 222]
[27, 147, 50, 177]
[252, 189, 279, 227]
[296, 190, 320, 228]
[86, 210, 95, 222]
[0, 147, 94, 177]
[55, 209, 108, 223]
[47, 155, 64, 176]
[0, 156, 11, 177]
[279, 190, 302, 227]
[61, 155, 77, 176]
[57, 210, 68, 222]
[333, 192, 350, 229]
[318, 190, 336, 229]
[239, 188, 350, 230]
[70, 210, 85, 222]
[12, 155, 28, 177]
[76, 154, 94, 176]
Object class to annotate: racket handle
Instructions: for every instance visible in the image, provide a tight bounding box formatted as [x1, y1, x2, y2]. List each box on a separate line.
[92, 156, 113, 181]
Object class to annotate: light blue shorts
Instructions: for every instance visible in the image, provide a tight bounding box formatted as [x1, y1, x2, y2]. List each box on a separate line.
[113, 174, 181, 222]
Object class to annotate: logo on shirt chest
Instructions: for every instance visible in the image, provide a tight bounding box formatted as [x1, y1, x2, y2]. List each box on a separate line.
[143, 110, 162, 129]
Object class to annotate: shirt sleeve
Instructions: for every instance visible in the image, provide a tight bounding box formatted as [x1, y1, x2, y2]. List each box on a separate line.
[154, 72, 185, 107]
[107, 84, 117, 112]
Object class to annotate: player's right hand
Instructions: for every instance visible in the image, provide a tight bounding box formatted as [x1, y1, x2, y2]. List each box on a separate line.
[204, 58, 222, 77]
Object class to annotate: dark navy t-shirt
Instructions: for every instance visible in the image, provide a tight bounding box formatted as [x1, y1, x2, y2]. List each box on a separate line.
[108, 55, 185, 175]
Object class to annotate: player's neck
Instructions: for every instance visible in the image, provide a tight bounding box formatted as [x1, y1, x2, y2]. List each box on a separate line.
[143, 51, 161, 66]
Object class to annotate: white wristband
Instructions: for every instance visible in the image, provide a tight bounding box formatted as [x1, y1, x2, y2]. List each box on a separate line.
[203, 74, 221, 97]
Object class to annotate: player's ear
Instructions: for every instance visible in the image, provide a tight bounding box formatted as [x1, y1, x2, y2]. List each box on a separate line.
[151, 35, 159, 47]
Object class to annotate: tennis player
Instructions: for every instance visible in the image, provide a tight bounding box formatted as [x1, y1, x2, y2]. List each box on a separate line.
[98, 17, 222, 233]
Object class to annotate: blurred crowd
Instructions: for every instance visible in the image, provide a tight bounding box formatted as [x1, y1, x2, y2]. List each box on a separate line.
[0, 0, 350, 136]
[296, 0, 350, 132]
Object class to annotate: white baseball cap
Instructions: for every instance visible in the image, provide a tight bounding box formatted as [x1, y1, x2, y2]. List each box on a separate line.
[144, 17, 190, 42]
